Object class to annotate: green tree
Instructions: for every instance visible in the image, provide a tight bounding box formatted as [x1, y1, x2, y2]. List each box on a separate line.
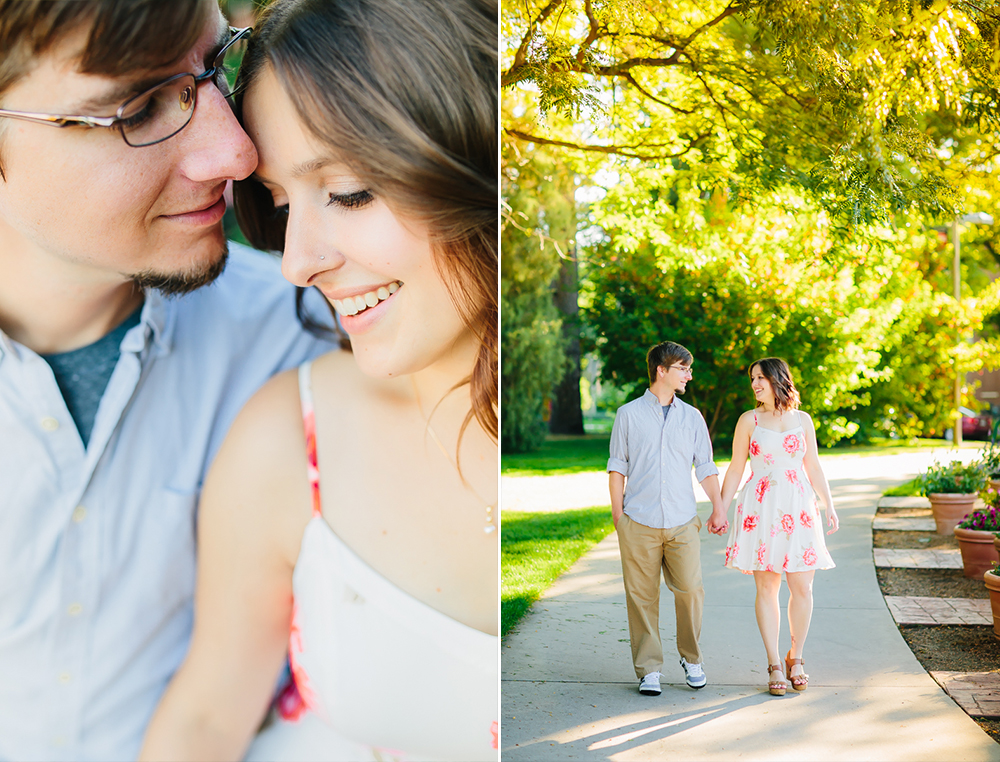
[501, 137, 574, 452]
[502, 0, 1000, 449]
[584, 190, 1000, 446]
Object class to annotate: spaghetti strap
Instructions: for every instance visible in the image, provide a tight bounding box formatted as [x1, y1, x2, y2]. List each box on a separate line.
[298, 361, 322, 519]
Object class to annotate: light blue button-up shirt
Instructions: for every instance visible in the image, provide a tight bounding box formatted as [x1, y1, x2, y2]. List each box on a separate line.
[607, 389, 719, 529]
[0, 244, 336, 761]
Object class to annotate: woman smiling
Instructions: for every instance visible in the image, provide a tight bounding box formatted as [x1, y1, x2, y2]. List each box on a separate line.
[139, 0, 498, 759]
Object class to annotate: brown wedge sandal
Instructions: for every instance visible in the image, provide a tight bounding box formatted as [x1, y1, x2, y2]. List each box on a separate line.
[767, 664, 787, 696]
[785, 651, 808, 692]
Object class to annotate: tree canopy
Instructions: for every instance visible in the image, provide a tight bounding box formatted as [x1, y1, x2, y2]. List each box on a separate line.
[502, 0, 1000, 451]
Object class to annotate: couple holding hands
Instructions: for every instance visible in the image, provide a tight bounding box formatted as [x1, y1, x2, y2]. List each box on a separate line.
[608, 342, 839, 699]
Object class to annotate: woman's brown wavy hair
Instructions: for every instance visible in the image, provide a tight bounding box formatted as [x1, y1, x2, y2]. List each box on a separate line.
[233, 0, 498, 443]
[750, 357, 801, 413]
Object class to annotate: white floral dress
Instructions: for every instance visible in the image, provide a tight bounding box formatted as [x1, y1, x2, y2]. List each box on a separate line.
[724, 411, 835, 574]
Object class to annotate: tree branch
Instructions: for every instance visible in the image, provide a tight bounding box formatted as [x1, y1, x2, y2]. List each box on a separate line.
[510, 0, 567, 75]
[505, 128, 711, 159]
[678, 2, 743, 49]
[619, 71, 696, 114]
[575, 0, 602, 66]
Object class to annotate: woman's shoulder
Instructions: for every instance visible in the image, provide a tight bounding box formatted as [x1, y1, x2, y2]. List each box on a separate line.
[200, 364, 315, 563]
[210, 363, 314, 501]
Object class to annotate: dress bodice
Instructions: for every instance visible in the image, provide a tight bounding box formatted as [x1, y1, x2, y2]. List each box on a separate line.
[747, 423, 807, 475]
[289, 517, 498, 761]
[256, 360, 498, 762]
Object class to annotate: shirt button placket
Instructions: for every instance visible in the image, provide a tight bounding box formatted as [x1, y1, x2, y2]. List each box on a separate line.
[57, 495, 90, 754]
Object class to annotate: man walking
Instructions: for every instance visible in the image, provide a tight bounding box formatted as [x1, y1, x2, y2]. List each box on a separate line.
[0, 2, 335, 759]
[608, 341, 728, 696]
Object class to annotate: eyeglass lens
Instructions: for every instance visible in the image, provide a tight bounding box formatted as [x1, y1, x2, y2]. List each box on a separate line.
[118, 30, 249, 147]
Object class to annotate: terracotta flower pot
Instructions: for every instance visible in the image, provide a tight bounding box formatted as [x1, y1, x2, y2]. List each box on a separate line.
[928, 493, 977, 535]
[991, 478, 1000, 492]
[954, 527, 1000, 578]
[984, 570, 1000, 641]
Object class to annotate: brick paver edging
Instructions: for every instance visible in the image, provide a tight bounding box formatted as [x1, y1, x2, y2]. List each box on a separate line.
[930, 672, 1000, 718]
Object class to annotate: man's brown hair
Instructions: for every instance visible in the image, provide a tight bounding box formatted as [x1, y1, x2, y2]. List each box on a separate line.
[0, 0, 213, 99]
[646, 341, 693, 386]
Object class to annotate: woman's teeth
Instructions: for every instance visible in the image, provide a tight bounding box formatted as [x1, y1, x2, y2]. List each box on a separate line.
[332, 281, 400, 316]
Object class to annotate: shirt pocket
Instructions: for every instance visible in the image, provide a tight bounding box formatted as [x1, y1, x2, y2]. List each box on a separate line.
[147, 485, 199, 614]
[668, 425, 697, 460]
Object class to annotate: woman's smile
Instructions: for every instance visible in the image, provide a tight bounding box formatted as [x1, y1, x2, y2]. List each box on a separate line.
[329, 281, 401, 317]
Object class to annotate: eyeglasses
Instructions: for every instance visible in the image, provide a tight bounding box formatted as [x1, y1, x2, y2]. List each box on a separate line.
[0, 26, 251, 148]
[668, 365, 693, 377]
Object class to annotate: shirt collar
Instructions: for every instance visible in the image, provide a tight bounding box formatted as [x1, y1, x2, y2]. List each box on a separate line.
[122, 289, 175, 357]
[0, 288, 176, 365]
[644, 388, 679, 409]
[0, 330, 18, 363]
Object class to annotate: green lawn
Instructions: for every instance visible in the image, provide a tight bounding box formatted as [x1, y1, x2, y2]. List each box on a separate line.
[883, 477, 922, 497]
[501, 435, 613, 476]
[502, 434, 978, 476]
[501, 507, 614, 637]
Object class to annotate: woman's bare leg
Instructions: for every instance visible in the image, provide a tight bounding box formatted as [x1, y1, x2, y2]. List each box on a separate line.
[785, 570, 815, 681]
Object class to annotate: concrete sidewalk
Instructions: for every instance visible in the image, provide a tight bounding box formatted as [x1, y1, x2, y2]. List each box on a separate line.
[501, 454, 1000, 761]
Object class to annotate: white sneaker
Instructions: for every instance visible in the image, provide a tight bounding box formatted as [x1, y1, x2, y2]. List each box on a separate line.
[680, 658, 707, 689]
[638, 671, 662, 695]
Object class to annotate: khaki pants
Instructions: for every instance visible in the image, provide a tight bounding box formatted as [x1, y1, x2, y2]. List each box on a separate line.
[617, 513, 704, 678]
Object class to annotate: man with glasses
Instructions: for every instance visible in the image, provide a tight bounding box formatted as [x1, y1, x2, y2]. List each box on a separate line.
[608, 340, 729, 696]
[0, 1, 334, 759]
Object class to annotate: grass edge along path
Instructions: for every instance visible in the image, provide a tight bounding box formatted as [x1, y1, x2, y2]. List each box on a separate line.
[501, 506, 614, 637]
[502, 435, 972, 477]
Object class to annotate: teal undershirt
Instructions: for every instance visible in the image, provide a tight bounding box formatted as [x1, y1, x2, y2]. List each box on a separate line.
[42, 306, 143, 446]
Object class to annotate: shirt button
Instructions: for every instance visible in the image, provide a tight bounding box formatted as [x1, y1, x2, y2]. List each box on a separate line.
[40, 417, 59, 431]
[72, 506, 87, 523]
[58, 672, 71, 684]
[67, 603, 83, 616]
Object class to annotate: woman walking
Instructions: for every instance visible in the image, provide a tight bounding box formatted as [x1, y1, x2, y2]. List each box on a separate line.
[720, 358, 838, 696]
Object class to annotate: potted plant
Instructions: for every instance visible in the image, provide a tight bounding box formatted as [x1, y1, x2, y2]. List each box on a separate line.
[954, 490, 1000, 578]
[984, 562, 1000, 641]
[917, 460, 987, 535]
[977, 441, 1000, 491]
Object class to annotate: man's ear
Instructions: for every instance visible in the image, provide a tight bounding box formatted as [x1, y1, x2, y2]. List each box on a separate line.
[656, 364, 666, 380]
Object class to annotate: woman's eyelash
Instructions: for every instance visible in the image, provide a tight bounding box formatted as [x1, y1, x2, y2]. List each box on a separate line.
[326, 189, 374, 210]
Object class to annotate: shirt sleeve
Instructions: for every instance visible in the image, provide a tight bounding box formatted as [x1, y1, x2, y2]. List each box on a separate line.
[607, 408, 629, 475]
[692, 410, 719, 482]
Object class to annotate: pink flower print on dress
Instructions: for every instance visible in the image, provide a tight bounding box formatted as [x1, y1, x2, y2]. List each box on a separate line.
[803, 547, 817, 566]
[756, 542, 768, 567]
[749, 440, 761, 457]
[785, 469, 799, 486]
[275, 678, 306, 722]
[492, 721, 499, 750]
[755, 477, 773, 503]
[278, 601, 318, 722]
[763, 453, 774, 466]
[727, 543, 739, 565]
[780, 513, 795, 535]
[765, 564, 775, 572]
[783, 434, 802, 455]
[800, 510, 813, 528]
[743, 514, 759, 532]
[782, 554, 789, 571]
